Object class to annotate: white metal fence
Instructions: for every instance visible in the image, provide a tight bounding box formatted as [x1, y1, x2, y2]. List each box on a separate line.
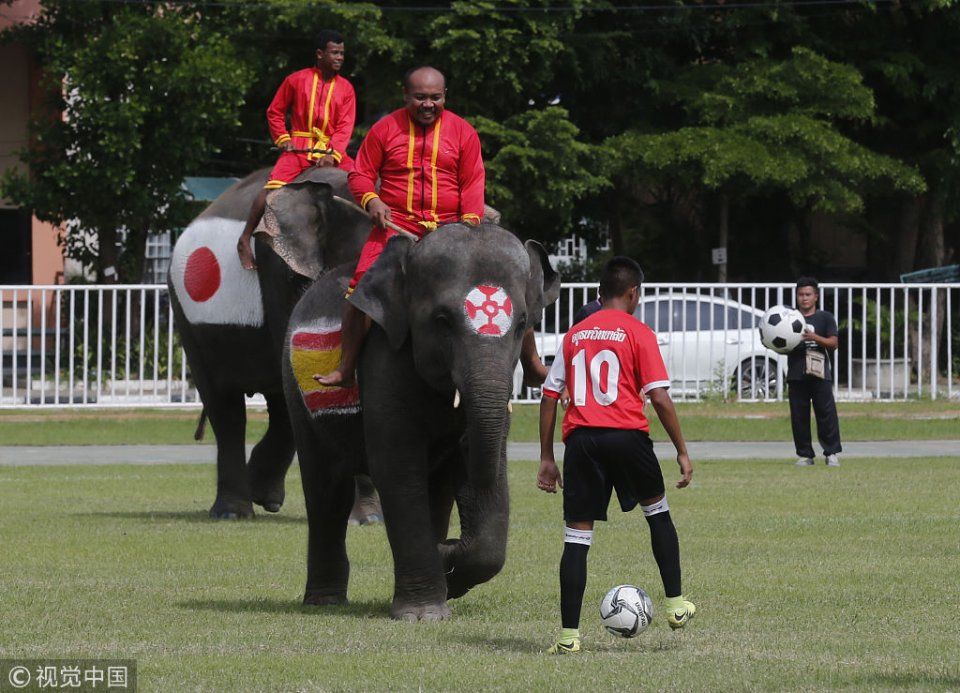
[2, 282, 957, 408]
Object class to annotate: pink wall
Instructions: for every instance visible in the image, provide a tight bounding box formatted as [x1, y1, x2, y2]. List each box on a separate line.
[0, 0, 42, 31]
[2, 0, 66, 287]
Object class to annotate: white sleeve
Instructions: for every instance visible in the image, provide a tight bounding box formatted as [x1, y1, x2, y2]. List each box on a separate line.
[542, 343, 567, 396]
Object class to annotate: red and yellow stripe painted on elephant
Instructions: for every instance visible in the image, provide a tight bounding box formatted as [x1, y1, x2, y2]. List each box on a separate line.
[290, 328, 360, 415]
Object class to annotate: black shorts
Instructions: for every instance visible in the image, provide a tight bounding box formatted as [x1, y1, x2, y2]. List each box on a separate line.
[562, 427, 665, 522]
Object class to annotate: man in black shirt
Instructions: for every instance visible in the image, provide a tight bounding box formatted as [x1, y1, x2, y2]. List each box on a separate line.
[788, 277, 842, 467]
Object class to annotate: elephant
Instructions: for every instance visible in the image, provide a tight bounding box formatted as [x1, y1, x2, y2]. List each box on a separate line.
[282, 223, 560, 619]
[168, 165, 379, 519]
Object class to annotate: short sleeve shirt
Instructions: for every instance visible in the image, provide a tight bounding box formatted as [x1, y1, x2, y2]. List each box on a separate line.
[787, 309, 838, 381]
[572, 298, 602, 326]
[542, 309, 670, 440]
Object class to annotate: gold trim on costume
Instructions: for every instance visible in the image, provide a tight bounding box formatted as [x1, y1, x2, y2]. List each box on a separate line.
[360, 192, 380, 210]
[429, 116, 442, 223]
[275, 133, 291, 146]
[264, 179, 287, 190]
[406, 117, 416, 216]
[307, 71, 319, 141]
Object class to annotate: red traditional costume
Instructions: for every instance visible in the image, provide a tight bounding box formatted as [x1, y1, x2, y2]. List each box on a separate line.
[346, 108, 485, 291]
[265, 68, 356, 190]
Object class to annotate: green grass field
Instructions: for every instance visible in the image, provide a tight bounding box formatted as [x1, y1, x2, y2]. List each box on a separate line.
[1, 399, 958, 445]
[2, 457, 959, 690]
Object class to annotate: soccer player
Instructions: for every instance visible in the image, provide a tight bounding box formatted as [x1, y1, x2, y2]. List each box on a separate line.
[237, 30, 356, 270]
[537, 256, 696, 654]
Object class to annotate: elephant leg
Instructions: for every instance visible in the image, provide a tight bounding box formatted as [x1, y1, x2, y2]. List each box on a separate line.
[294, 420, 359, 606]
[248, 391, 295, 513]
[205, 390, 254, 519]
[348, 474, 383, 526]
[428, 460, 458, 544]
[376, 481, 451, 622]
[302, 474, 355, 605]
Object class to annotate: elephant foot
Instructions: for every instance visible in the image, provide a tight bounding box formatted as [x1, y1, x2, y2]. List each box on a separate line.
[250, 475, 286, 514]
[348, 476, 382, 525]
[347, 502, 383, 526]
[303, 590, 348, 607]
[208, 497, 254, 520]
[390, 600, 451, 622]
[439, 540, 503, 600]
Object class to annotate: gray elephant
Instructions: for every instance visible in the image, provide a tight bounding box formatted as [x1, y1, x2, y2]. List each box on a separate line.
[283, 223, 560, 619]
[169, 166, 376, 519]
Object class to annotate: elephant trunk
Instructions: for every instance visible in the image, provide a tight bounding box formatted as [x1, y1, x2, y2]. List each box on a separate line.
[441, 364, 512, 598]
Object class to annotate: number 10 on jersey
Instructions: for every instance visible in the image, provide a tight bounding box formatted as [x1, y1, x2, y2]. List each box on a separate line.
[571, 349, 621, 407]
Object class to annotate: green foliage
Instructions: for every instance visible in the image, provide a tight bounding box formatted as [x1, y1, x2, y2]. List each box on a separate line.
[473, 106, 608, 244]
[428, 0, 583, 118]
[607, 48, 925, 215]
[1, 2, 251, 280]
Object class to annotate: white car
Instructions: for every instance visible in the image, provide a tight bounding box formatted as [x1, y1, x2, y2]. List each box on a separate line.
[514, 293, 786, 400]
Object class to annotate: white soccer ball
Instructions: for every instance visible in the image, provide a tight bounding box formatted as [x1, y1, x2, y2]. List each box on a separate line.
[599, 585, 654, 638]
[760, 305, 806, 355]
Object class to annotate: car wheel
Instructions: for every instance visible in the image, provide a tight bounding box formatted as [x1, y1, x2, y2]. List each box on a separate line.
[736, 356, 778, 400]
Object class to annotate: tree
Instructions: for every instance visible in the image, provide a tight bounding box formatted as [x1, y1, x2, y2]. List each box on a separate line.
[1, 1, 251, 281]
[605, 48, 925, 278]
[473, 106, 608, 245]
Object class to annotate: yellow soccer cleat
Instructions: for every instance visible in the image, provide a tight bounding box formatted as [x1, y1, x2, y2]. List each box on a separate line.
[667, 600, 697, 630]
[546, 638, 581, 654]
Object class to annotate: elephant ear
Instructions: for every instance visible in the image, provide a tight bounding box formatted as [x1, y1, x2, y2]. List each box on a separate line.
[525, 240, 561, 318]
[348, 235, 414, 350]
[253, 168, 363, 280]
[256, 185, 330, 280]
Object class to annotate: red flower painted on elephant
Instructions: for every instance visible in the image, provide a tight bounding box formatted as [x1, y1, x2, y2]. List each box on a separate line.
[464, 285, 513, 337]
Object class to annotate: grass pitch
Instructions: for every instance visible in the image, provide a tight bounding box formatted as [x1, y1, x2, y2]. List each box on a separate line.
[1, 457, 959, 690]
[0, 399, 958, 445]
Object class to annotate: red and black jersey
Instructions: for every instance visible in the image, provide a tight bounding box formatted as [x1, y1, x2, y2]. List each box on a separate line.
[542, 309, 670, 440]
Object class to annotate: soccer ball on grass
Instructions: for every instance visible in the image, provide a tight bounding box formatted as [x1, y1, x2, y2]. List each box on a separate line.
[599, 585, 654, 638]
[759, 305, 806, 355]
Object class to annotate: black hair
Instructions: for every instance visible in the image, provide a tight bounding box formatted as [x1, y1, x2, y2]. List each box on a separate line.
[796, 276, 819, 292]
[315, 30, 344, 51]
[599, 256, 644, 300]
[402, 65, 446, 90]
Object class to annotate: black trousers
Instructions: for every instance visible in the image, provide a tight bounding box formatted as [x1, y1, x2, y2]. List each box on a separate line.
[788, 378, 842, 458]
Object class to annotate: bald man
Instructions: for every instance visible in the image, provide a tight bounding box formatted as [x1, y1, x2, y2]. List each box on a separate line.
[316, 66, 546, 388]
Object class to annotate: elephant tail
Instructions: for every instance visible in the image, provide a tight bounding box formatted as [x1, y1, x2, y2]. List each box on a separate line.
[193, 409, 207, 441]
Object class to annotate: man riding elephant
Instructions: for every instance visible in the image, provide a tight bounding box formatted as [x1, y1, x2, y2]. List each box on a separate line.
[237, 29, 356, 270]
[316, 66, 548, 389]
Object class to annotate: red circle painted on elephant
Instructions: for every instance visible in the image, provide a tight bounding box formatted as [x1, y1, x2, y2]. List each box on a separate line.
[184, 247, 221, 302]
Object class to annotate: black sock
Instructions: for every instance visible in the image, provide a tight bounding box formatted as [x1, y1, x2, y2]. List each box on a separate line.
[559, 542, 590, 629]
[645, 511, 682, 598]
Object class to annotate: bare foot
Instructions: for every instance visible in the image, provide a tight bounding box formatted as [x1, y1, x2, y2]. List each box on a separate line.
[313, 370, 355, 388]
[237, 238, 257, 270]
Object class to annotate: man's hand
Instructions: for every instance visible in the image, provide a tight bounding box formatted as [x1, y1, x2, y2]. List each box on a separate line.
[537, 458, 563, 493]
[281, 141, 294, 152]
[802, 323, 816, 335]
[316, 154, 337, 168]
[366, 198, 393, 228]
[676, 452, 693, 488]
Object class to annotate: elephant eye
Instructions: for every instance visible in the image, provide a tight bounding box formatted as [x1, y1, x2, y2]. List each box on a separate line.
[433, 309, 453, 328]
[515, 314, 528, 335]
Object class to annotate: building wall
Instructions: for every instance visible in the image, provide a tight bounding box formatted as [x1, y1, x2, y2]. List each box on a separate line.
[1, 0, 65, 287]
